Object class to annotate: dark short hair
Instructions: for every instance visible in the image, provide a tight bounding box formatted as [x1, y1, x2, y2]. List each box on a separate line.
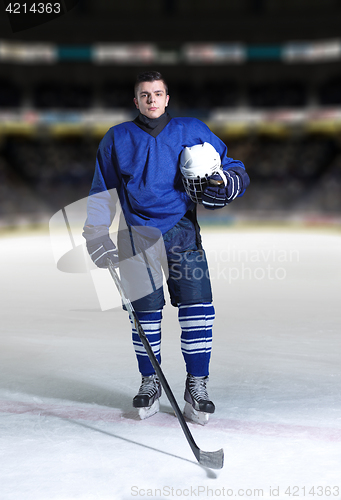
[134, 71, 168, 96]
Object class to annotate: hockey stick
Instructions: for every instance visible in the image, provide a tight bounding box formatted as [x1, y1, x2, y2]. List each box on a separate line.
[59, 207, 223, 468]
[106, 259, 224, 470]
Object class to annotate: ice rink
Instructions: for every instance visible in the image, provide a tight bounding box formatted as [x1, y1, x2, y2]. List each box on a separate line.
[1, 225, 341, 500]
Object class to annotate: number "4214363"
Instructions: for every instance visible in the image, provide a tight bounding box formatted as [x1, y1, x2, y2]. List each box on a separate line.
[285, 486, 340, 496]
[5, 3, 61, 14]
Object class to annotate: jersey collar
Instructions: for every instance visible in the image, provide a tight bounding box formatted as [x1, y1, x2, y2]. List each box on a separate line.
[133, 112, 172, 137]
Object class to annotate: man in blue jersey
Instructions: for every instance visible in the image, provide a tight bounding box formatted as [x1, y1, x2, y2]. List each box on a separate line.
[83, 71, 249, 423]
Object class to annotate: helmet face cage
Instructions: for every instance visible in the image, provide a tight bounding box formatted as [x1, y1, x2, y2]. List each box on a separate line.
[182, 170, 221, 204]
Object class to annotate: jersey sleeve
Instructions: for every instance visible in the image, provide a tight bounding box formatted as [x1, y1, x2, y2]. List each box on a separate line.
[84, 130, 121, 230]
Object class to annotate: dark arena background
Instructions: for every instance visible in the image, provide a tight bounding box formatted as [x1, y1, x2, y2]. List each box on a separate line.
[1, 2, 341, 499]
[1, 0, 341, 228]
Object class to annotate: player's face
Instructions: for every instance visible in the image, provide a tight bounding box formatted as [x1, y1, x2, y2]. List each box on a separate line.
[134, 80, 169, 119]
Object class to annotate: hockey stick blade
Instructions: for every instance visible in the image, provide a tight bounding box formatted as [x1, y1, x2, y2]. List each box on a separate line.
[107, 260, 224, 469]
[199, 448, 224, 469]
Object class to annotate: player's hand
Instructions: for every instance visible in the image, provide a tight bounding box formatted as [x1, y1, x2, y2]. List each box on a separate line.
[202, 166, 250, 210]
[202, 173, 227, 210]
[83, 226, 119, 268]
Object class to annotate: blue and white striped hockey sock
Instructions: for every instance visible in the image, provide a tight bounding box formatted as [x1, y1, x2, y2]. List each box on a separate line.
[178, 303, 215, 377]
[131, 310, 162, 377]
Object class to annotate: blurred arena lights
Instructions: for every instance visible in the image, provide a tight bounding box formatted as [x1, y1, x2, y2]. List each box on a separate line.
[1, 39, 341, 64]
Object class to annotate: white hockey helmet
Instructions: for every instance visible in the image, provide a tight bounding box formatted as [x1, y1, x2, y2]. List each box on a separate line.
[179, 142, 223, 204]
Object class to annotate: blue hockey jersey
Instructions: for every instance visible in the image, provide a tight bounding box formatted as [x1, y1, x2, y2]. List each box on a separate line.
[86, 116, 245, 234]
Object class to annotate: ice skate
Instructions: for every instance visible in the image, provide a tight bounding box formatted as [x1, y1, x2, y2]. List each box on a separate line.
[133, 374, 162, 420]
[183, 374, 215, 425]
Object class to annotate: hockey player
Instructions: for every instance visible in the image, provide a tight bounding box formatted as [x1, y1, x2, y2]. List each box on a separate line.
[83, 71, 249, 424]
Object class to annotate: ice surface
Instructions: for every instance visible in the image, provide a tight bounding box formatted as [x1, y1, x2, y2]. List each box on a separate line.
[0, 227, 341, 499]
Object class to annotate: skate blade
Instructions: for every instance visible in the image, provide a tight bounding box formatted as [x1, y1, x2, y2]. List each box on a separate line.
[137, 399, 160, 420]
[183, 401, 210, 426]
